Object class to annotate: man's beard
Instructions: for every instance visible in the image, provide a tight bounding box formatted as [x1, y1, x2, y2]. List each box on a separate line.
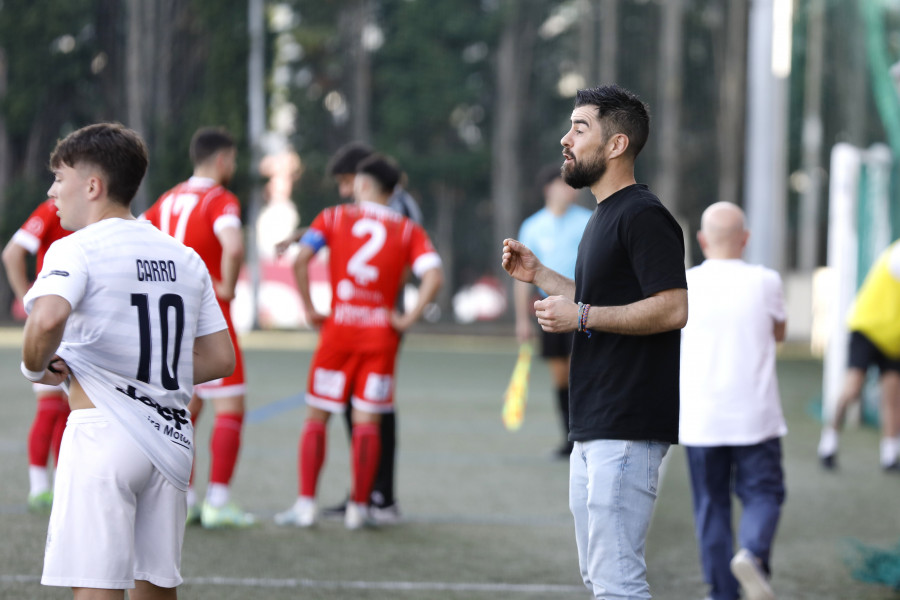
[562, 149, 607, 189]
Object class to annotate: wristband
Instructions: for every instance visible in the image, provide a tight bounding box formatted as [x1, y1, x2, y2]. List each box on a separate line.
[20, 361, 46, 382]
[577, 302, 592, 338]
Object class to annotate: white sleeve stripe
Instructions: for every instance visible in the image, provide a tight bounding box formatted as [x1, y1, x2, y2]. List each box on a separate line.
[11, 230, 40, 254]
[412, 252, 442, 278]
[213, 214, 242, 236]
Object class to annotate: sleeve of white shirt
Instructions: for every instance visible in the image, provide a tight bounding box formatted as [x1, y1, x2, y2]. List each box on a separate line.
[23, 238, 88, 314]
[196, 267, 228, 337]
[763, 268, 786, 324]
[889, 244, 900, 280]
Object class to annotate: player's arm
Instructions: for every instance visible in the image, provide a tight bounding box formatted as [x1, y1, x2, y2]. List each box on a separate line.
[215, 225, 244, 302]
[21, 294, 71, 386]
[773, 319, 786, 342]
[535, 288, 688, 336]
[1, 239, 32, 301]
[514, 280, 535, 343]
[292, 242, 327, 327]
[392, 265, 443, 333]
[501, 238, 574, 299]
[193, 328, 235, 384]
[274, 228, 307, 257]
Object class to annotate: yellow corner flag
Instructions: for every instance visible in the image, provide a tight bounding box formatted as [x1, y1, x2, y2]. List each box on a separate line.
[502, 342, 533, 431]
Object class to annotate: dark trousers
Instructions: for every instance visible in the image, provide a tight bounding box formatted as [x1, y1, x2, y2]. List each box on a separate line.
[686, 438, 786, 600]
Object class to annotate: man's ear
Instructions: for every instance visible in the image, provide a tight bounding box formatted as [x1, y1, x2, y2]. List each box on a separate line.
[608, 133, 630, 160]
[86, 174, 104, 200]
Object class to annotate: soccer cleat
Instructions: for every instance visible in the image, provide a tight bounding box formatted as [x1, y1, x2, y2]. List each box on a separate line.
[320, 498, 348, 520]
[369, 502, 402, 525]
[200, 501, 256, 528]
[274, 497, 317, 527]
[730, 549, 775, 600]
[185, 503, 202, 525]
[819, 453, 837, 470]
[27, 491, 53, 514]
[344, 502, 371, 530]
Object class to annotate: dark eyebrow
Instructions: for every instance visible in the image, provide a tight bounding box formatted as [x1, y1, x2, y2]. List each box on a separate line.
[572, 118, 590, 127]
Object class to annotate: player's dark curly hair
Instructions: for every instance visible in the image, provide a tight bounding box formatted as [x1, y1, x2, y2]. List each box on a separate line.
[356, 154, 401, 194]
[328, 141, 373, 176]
[49, 123, 148, 206]
[575, 85, 650, 158]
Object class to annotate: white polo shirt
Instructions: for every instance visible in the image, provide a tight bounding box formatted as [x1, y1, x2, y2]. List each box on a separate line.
[679, 259, 788, 446]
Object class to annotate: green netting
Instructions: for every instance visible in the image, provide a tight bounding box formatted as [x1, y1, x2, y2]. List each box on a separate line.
[843, 538, 900, 590]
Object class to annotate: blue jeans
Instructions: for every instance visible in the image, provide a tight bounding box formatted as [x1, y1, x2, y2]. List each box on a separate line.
[686, 438, 786, 600]
[569, 439, 670, 600]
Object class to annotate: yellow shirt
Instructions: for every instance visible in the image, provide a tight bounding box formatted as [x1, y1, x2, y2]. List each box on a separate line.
[848, 242, 900, 358]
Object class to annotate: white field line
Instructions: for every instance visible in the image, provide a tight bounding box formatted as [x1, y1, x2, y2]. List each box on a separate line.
[0, 574, 585, 594]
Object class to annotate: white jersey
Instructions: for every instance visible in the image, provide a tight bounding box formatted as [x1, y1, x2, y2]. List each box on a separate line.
[679, 258, 787, 446]
[24, 218, 227, 490]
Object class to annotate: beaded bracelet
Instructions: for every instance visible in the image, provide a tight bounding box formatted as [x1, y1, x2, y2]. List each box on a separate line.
[577, 302, 592, 338]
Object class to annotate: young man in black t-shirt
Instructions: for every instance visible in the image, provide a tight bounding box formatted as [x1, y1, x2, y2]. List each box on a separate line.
[502, 85, 687, 599]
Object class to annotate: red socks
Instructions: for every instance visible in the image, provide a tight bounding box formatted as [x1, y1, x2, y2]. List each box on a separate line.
[351, 423, 381, 504]
[29, 394, 69, 467]
[300, 419, 327, 497]
[209, 412, 243, 485]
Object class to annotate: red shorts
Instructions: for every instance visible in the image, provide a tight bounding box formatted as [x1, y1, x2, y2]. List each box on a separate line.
[195, 309, 245, 399]
[306, 343, 397, 414]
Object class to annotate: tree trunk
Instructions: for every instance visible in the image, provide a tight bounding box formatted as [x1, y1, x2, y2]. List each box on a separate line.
[492, 2, 535, 301]
[654, 0, 685, 218]
[799, 0, 825, 270]
[716, 0, 748, 208]
[433, 182, 458, 315]
[598, 0, 619, 85]
[126, 0, 153, 210]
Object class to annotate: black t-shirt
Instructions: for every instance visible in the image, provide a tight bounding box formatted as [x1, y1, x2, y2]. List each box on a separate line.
[569, 184, 686, 444]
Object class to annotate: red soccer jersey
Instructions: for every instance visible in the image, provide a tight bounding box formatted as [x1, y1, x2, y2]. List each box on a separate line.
[305, 201, 441, 352]
[143, 177, 242, 285]
[13, 199, 70, 274]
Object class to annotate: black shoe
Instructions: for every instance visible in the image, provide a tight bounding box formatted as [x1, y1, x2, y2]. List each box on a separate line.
[320, 498, 348, 519]
[883, 461, 900, 473]
[820, 453, 837, 470]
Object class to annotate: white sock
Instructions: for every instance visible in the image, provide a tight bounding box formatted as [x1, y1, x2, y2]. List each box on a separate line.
[818, 427, 839, 457]
[28, 466, 49, 496]
[186, 486, 197, 508]
[880, 437, 898, 467]
[206, 483, 230, 508]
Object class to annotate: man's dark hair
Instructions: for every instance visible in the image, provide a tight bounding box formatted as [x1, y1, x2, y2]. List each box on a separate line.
[356, 154, 401, 194]
[190, 127, 235, 166]
[575, 85, 650, 158]
[327, 142, 373, 176]
[535, 163, 563, 190]
[49, 123, 148, 206]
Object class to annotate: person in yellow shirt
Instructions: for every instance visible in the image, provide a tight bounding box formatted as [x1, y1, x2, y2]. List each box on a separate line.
[818, 241, 900, 471]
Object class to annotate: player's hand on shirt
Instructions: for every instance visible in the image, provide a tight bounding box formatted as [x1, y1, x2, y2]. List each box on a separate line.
[534, 296, 578, 334]
[214, 280, 236, 302]
[42, 357, 70, 386]
[501, 239, 541, 284]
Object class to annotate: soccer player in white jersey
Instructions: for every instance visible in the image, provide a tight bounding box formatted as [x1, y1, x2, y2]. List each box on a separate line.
[21, 123, 235, 599]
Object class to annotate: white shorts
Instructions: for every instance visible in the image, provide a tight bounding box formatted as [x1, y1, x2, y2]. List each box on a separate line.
[42, 409, 187, 589]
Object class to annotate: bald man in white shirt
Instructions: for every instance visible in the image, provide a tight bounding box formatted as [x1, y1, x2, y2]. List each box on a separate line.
[680, 202, 786, 600]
